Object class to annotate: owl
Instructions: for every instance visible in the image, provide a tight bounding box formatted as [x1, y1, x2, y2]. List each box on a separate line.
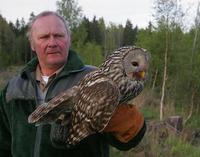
[28, 46, 150, 146]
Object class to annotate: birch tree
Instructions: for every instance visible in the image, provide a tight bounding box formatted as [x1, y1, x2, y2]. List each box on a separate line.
[153, 0, 184, 120]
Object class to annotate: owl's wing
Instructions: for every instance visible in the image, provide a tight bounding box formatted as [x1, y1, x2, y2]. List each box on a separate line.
[28, 86, 79, 126]
[67, 75, 120, 145]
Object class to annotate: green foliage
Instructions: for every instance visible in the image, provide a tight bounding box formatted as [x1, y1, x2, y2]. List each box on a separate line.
[75, 42, 103, 66]
[0, 16, 15, 53]
[89, 16, 104, 45]
[0, 52, 12, 68]
[71, 19, 88, 47]
[122, 19, 137, 46]
[0, 15, 16, 68]
[15, 35, 30, 64]
[185, 114, 200, 129]
[167, 136, 200, 157]
[56, 0, 82, 29]
[141, 106, 160, 120]
[103, 23, 124, 57]
[137, 25, 166, 89]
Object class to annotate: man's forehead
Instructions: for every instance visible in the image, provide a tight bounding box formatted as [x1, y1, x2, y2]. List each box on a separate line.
[32, 15, 67, 33]
[33, 15, 65, 29]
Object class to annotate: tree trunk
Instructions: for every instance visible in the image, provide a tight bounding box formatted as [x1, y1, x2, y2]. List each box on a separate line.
[152, 68, 158, 90]
[160, 29, 169, 121]
[184, 88, 196, 125]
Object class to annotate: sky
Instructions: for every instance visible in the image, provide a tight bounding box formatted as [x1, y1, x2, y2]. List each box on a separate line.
[0, 0, 199, 28]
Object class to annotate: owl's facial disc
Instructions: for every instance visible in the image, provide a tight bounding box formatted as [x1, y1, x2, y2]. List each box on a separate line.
[123, 48, 149, 80]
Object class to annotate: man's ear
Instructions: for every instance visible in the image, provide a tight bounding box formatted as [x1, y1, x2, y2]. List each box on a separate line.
[68, 36, 71, 47]
[30, 41, 35, 51]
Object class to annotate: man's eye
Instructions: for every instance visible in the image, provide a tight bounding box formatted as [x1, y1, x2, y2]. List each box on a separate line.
[40, 35, 49, 39]
[55, 34, 64, 38]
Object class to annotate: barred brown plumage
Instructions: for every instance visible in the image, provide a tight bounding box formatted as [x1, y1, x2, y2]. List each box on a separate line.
[28, 46, 150, 146]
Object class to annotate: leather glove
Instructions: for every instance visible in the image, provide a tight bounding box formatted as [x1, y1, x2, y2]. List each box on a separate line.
[103, 105, 144, 143]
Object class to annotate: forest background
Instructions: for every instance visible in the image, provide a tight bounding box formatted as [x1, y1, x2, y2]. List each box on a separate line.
[1, 0, 200, 156]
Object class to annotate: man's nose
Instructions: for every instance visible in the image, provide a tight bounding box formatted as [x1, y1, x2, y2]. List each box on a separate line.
[48, 36, 57, 47]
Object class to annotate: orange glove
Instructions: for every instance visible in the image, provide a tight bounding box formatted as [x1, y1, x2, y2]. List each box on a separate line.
[103, 105, 144, 143]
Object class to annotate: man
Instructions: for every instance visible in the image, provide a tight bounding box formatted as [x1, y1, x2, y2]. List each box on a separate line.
[0, 11, 146, 157]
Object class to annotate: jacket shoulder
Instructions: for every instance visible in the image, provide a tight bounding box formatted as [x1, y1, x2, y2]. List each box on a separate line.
[81, 65, 98, 74]
[5, 74, 35, 103]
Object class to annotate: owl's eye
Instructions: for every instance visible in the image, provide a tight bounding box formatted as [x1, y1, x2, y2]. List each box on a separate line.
[131, 61, 138, 67]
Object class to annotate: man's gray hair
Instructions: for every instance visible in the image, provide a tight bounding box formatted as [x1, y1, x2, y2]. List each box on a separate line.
[27, 11, 71, 42]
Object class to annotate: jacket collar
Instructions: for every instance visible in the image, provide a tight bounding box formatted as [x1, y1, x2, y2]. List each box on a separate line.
[21, 49, 85, 79]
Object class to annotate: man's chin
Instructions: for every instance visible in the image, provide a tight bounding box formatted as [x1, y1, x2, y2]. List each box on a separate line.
[47, 60, 66, 69]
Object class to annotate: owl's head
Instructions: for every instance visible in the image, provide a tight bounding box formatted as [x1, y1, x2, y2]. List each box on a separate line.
[122, 47, 150, 81]
[100, 46, 150, 83]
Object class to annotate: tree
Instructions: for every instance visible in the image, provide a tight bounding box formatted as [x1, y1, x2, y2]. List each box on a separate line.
[28, 12, 35, 22]
[56, 0, 82, 29]
[153, 0, 185, 120]
[103, 23, 124, 58]
[184, 1, 200, 123]
[71, 18, 88, 50]
[0, 15, 15, 67]
[98, 17, 106, 49]
[90, 16, 103, 45]
[76, 42, 103, 66]
[122, 19, 137, 46]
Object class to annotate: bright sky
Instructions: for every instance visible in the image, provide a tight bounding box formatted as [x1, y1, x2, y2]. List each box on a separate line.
[0, 0, 199, 28]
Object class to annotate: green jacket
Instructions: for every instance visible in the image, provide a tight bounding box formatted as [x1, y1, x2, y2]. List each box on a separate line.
[0, 50, 146, 157]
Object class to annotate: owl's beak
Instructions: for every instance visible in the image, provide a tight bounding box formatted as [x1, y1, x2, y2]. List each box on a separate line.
[133, 70, 146, 80]
[138, 71, 145, 79]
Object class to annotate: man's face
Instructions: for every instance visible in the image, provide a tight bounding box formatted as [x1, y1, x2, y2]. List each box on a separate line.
[31, 15, 70, 70]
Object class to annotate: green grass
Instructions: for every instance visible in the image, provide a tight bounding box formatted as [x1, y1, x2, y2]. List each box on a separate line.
[185, 114, 200, 129]
[141, 106, 160, 121]
[167, 136, 200, 157]
[110, 147, 124, 157]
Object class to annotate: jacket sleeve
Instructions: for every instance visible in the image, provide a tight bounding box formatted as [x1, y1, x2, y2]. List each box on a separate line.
[103, 105, 146, 151]
[0, 87, 12, 157]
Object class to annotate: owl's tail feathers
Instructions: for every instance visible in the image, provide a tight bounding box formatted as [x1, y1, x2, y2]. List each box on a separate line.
[66, 122, 93, 146]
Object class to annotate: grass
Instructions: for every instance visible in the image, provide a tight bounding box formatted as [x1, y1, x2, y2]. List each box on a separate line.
[141, 105, 160, 121]
[167, 136, 200, 157]
[185, 114, 200, 129]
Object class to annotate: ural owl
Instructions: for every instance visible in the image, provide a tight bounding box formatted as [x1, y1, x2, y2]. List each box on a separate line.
[28, 46, 150, 146]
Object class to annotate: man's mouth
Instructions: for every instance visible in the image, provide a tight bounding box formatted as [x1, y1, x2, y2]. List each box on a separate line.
[47, 51, 60, 54]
